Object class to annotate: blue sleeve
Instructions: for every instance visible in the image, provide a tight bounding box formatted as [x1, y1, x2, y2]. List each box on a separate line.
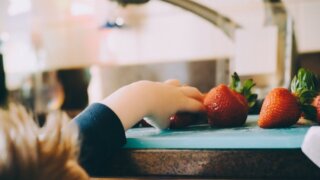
[74, 103, 126, 176]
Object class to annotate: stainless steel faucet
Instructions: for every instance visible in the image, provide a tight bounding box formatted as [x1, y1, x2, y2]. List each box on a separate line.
[263, 0, 298, 89]
[111, 0, 241, 40]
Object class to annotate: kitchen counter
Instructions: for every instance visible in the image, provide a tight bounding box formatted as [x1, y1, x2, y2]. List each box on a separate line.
[103, 116, 320, 179]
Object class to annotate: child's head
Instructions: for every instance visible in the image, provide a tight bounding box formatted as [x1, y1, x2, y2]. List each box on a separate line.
[0, 105, 88, 180]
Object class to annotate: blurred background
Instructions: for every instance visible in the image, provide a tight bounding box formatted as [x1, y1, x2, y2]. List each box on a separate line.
[0, 0, 319, 119]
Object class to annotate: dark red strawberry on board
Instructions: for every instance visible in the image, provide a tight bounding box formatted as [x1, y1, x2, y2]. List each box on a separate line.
[169, 112, 206, 129]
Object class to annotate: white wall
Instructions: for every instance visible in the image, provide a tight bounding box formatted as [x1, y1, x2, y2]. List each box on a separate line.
[98, 0, 320, 65]
[1, 0, 320, 73]
[284, 0, 320, 53]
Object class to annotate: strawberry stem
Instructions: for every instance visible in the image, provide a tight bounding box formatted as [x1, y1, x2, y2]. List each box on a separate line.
[291, 68, 319, 121]
[291, 68, 319, 93]
[230, 72, 241, 92]
[229, 72, 258, 108]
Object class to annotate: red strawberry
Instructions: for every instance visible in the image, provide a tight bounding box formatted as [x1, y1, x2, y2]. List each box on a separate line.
[232, 90, 248, 109]
[258, 68, 318, 128]
[258, 88, 300, 128]
[312, 95, 320, 124]
[204, 73, 257, 127]
[204, 85, 247, 127]
[169, 112, 206, 129]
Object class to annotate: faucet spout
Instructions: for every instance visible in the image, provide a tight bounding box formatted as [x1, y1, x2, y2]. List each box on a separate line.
[161, 0, 241, 40]
[111, 0, 241, 40]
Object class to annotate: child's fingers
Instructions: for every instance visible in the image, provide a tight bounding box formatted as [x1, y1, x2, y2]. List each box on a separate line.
[180, 86, 204, 102]
[181, 98, 205, 112]
[164, 79, 180, 86]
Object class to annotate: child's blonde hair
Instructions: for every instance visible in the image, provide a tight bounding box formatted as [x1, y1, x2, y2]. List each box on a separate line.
[0, 104, 88, 180]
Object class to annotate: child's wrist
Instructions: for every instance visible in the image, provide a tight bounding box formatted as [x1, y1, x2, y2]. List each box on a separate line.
[130, 80, 156, 116]
[100, 80, 155, 130]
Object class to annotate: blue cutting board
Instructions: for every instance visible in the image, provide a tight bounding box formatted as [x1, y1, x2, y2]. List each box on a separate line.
[124, 115, 315, 149]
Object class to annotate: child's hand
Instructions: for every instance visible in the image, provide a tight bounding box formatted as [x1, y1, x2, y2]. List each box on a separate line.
[101, 80, 205, 130]
[143, 79, 205, 129]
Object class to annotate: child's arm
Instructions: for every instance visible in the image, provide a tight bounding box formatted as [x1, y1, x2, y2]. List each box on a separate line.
[74, 80, 204, 176]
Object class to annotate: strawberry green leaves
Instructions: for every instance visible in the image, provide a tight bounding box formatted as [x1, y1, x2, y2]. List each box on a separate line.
[291, 68, 319, 121]
[230, 72, 257, 108]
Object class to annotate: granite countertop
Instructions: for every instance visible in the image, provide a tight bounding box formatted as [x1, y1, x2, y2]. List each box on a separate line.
[104, 116, 320, 179]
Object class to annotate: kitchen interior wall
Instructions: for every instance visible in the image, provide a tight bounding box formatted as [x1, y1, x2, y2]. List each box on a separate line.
[88, 59, 229, 103]
[298, 53, 320, 76]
